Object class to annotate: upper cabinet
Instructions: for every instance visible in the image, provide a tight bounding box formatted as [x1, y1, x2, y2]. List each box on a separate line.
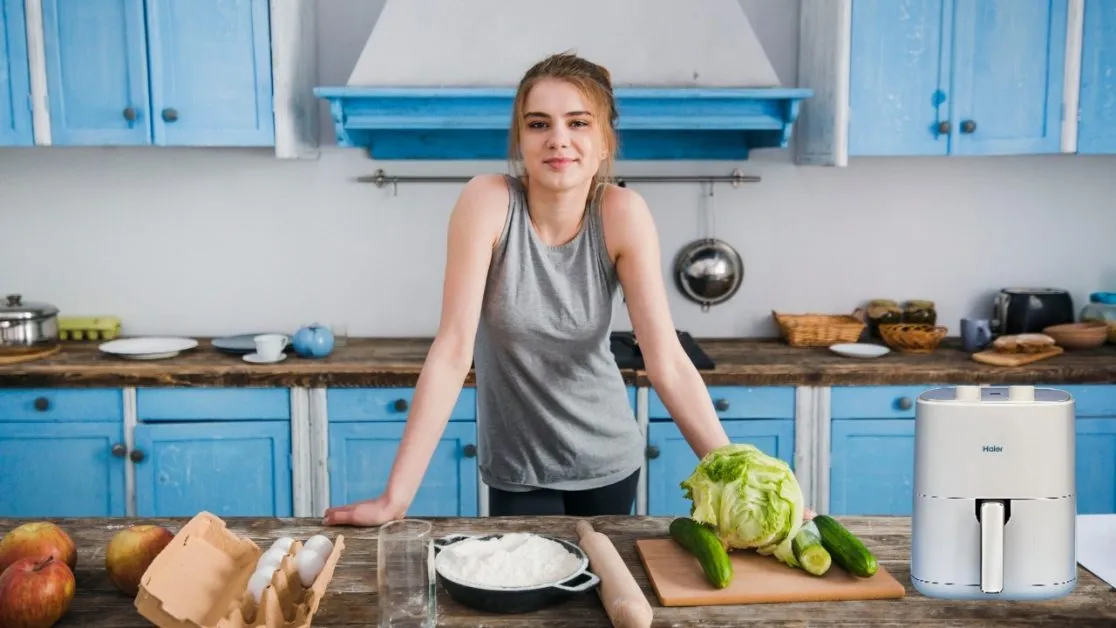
[0, 0, 33, 146]
[1, 0, 319, 157]
[1078, 0, 1116, 153]
[41, 0, 273, 147]
[797, 0, 1114, 165]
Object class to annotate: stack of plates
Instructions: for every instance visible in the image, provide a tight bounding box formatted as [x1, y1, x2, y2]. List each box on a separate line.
[98, 337, 198, 360]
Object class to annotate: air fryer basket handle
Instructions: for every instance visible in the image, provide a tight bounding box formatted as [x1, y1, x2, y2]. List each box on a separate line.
[980, 500, 1006, 594]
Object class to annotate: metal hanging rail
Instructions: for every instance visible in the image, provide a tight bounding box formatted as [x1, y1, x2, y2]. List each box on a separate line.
[356, 168, 760, 194]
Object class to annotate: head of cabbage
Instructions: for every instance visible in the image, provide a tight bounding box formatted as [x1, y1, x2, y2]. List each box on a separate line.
[680, 443, 806, 568]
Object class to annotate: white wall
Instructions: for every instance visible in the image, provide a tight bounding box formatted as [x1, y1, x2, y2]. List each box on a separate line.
[1, 0, 1114, 339]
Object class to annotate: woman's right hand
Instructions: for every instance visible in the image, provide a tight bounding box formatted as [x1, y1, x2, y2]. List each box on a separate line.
[322, 494, 406, 527]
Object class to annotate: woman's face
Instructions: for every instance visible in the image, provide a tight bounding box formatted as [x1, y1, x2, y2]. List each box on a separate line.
[518, 78, 606, 192]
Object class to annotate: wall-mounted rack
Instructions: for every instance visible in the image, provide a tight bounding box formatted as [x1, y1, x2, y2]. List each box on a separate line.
[356, 168, 760, 195]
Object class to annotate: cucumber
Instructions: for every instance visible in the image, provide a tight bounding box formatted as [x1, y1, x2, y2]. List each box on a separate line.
[812, 515, 878, 577]
[669, 517, 733, 589]
[791, 521, 832, 576]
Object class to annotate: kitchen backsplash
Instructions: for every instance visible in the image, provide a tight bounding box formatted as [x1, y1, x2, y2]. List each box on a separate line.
[1, 0, 1114, 338]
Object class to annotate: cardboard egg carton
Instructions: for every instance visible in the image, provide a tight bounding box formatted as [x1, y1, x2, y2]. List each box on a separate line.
[134, 511, 346, 628]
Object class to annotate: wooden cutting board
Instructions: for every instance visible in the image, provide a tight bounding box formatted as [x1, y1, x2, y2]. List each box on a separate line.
[635, 538, 905, 606]
[971, 346, 1063, 366]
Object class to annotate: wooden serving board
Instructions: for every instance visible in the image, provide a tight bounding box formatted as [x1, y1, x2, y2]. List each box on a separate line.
[0, 344, 61, 365]
[635, 538, 905, 606]
[971, 346, 1063, 366]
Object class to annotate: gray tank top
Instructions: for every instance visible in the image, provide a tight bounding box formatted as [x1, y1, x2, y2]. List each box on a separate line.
[473, 175, 645, 492]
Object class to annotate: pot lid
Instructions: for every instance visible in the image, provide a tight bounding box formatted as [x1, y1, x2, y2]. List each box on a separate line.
[0, 294, 59, 321]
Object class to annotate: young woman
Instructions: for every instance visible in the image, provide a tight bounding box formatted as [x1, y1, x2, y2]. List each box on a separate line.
[323, 52, 730, 525]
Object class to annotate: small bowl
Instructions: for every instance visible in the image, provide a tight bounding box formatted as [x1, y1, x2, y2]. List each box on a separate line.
[830, 343, 890, 359]
[1042, 321, 1108, 350]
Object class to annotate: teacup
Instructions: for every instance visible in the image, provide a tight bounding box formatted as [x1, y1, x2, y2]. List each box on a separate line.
[254, 334, 289, 361]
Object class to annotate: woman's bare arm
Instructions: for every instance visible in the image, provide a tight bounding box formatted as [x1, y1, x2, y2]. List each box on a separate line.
[323, 174, 509, 525]
[602, 186, 730, 459]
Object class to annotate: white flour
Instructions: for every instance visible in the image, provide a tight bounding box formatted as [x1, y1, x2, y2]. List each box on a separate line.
[437, 533, 582, 588]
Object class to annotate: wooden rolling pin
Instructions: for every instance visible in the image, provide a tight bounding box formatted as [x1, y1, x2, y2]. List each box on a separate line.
[575, 520, 653, 628]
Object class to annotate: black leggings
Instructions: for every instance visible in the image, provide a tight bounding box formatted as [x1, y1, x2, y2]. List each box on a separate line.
[488, 469, 641, 516]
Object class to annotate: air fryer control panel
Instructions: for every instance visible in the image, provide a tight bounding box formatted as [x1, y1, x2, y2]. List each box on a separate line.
[921, 385, 1071, 404]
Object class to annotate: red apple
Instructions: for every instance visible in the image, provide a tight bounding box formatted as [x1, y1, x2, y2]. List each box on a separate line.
[0, 522, 77, 574]
[0, 555, 76, 628]
[104, 524, 175, 596]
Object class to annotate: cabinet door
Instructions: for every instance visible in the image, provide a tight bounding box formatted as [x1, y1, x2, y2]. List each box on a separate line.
[328, 422, 478, 517]
[0, 0, 33, 146]
[1076, 418, 1116, 514]
[830, 419, 915, 516]
[41, 0, 151, 145]
[949, 0, 1067, 155]
[646, 420, 795, 517]
[144, 0, 274, 146]
[1077, 0, 1116, 154]
[848, 0, 951, 156]
[0, 422, 127, 517]
[133, 421, 293, 517]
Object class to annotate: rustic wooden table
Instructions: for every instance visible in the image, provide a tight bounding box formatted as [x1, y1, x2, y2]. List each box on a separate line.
[1, 515, 1112, 626]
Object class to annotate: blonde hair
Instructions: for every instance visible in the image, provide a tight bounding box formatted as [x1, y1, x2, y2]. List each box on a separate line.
[508, 52, 619, 187]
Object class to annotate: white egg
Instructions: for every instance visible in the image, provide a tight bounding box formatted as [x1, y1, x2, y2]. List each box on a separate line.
[295, 547, 326, 587]
[303, 534, 333, 557]
[247, 568, 274, 603]
[269, 536, 295, 555]
[256, 551, 284, 575]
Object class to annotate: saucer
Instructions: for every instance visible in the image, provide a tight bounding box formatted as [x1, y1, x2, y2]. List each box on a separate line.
[829, 343, 890, 359]
[243, 352, 287, 364]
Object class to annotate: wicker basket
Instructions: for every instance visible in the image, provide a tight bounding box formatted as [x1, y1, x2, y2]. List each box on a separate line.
[879, 323, 948, 353]
[772, 311, 866, 347]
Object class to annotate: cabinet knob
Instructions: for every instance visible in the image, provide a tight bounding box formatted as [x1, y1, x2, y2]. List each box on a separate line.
[111, 443, 127, 457]
[897, 396, 913, 410]
[33, 396, 49, 411]
[162, 108, 178, 122]
[393, 399, 408, 412]
[937, 120, 951, 135]
[130, 449, 145, 463]
[462, 444, 477, 458]
[714, 398, 730, 412]
[961, 119, 977, 134]
[645, 445, 660, 459]
[122, 107, 137, 122]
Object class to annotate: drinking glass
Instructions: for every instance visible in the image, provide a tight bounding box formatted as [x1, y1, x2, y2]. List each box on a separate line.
[377, 519, 436, 627]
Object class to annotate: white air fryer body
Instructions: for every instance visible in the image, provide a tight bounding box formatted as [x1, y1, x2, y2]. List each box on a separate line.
[910, 385, 1076, 600]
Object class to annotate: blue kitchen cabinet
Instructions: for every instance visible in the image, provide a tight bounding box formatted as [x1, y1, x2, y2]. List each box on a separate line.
[1077, 0, 1116, 154]
[133, 387, 293, 517]
[0, 0, 33, 146]
[828, 385, 930, 516]
[41, 0, 273, 147]
[801, 0, 1069, 163]
[0, 389, 127, 517]
[1058, 385, 1116, 514]
[645, 386, 796, 517]
[327, 387, 479, 517]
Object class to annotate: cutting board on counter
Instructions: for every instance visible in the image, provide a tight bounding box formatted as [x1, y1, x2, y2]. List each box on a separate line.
[635, 538, 906, 606]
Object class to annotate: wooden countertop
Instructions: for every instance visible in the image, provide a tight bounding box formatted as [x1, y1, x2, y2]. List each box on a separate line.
[0, 515, 1109, 627]
[0, 337, 1114, 389]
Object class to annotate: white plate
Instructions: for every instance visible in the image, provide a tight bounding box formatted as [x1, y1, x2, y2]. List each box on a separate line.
[243, 352, 287, 364]
[99, 337, 199, 360]
[829, 343, 890, 359]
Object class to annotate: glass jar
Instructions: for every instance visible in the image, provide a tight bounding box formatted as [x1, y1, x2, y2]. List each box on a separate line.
[1081, 292, 1116, 321]
[866, 299, 902, 338]
[903, 300, 937, 326]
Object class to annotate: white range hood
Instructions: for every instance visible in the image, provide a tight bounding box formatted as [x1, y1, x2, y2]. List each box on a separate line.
[314, 0, 811, 160]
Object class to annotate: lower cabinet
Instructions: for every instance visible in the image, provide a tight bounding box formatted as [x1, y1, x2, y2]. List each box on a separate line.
[829, 384, 1116, 516]
[325, 387, 479, 517]
[645, 386, 796, 517]
[0, 388, 127, 517]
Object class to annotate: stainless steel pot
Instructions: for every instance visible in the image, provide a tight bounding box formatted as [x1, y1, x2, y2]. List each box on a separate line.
[0, 294, 60, 355]
[672, 238, 744, 312]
